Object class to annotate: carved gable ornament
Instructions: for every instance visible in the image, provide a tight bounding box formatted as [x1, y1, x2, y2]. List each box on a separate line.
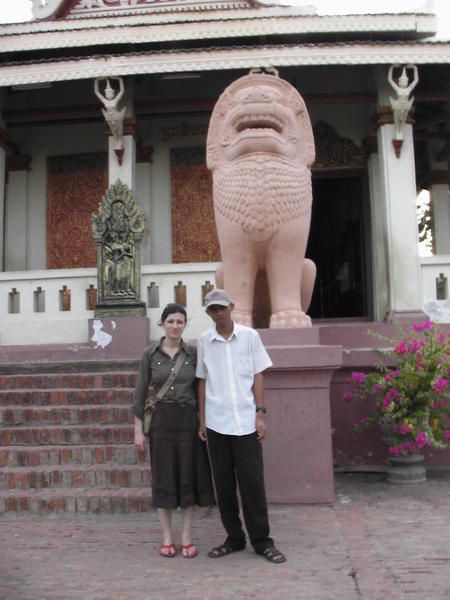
[41, 0, 273, 19]
[313, 121, 366, 170]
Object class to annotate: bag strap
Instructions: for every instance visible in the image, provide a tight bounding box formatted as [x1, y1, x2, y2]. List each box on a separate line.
[155, 350, 186, 401]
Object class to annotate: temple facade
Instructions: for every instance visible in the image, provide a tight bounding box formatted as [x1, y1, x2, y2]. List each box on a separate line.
[0, 0, 449, 345]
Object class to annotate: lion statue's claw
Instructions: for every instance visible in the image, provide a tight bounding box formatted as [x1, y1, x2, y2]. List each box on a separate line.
[270, 309, 312, 329]
[232, 310, 253, 327]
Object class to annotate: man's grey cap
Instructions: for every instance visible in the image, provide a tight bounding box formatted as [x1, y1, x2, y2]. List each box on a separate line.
[205, 289, 232, 308]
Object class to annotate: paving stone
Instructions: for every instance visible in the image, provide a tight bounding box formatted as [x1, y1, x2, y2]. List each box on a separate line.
[1, 473, 449, 599]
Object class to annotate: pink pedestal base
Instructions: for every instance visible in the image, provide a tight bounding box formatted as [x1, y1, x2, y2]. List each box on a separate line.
[260, 330, 342, 503]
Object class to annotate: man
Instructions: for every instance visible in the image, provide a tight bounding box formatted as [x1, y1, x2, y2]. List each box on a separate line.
[196, 289, 286, 564]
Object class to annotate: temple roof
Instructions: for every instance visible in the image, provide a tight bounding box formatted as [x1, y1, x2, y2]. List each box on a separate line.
[0, 1, 446, 84]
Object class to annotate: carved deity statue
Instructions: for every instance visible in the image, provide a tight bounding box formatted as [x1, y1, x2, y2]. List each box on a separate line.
[94, 77, 126, 152]
[388, 64, 419, 141]
[91, 179, 146, 317]
[207, 71, 316, 328]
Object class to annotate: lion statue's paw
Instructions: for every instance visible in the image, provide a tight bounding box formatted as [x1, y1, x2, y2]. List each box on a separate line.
[270, 309, 312, 329]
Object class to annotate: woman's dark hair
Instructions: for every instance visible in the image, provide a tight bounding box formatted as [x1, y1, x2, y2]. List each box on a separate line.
[160, 303, 187, 323]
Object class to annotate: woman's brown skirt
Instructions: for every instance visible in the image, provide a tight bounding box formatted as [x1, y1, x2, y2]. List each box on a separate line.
[149, 403, 215, 509]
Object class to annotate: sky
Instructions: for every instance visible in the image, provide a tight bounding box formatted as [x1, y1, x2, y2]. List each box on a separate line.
[0, 0, 449, 39]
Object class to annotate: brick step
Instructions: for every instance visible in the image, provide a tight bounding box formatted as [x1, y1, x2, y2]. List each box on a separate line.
[1, 405, 133, 426]
[0, 487, 152, 513]
[2, 424, 133, 446]
[0, 388, 133, 406]
[0, 371, 137, 391]
[0, 444, 147, 467]
[1, 464, 150, 491]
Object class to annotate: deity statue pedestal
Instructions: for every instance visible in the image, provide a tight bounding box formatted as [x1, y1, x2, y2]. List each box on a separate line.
[94, 301, 146, 318]
[88, 316, 149, 356]
[260, 328, 342, 503]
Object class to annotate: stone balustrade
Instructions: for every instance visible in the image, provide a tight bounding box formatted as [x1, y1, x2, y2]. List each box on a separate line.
[0, 263, 218, 345]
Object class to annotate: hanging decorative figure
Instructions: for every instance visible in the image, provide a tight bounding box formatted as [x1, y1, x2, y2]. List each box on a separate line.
[388, 64, 419, 157]
[94, 77, 126, 164]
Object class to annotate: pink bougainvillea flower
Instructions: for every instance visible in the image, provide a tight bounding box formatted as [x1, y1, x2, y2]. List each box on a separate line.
[396, 423, 412, 435]
[349, 371, 366, 385]
[384, 370, 400, 382]
[415, 432, 429, 448]
[434, 377, 449, 394]
[343, 391, 354, 404]
[394, 341, 408, 354]
[408, 339, 422, 352]
[412, 321, 433, 332]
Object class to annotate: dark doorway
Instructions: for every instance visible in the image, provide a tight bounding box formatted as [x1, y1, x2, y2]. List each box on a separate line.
[306, 176, 368, 319]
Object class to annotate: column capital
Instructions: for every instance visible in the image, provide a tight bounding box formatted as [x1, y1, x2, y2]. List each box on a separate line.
[375, 106, 415, 129]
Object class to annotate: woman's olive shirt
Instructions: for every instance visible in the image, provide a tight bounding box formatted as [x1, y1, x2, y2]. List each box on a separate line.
[131, 339, 197, 419]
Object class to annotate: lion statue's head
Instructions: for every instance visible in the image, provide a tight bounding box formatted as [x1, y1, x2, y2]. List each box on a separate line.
[207, 73, 315, 171]
[207, 73, 315, 241]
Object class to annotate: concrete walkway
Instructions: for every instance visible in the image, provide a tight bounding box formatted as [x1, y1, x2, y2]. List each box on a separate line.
[1, 472, 449, 600]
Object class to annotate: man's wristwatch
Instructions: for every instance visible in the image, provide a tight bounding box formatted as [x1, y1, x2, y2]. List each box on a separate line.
[256, 406, 267, 414]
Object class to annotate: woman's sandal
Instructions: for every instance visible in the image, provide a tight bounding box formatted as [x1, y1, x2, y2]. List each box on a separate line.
[207, 543, 245, 558]
[181, 544, 199, 559]
[160, 544, 177, 558]
[262, 546, 286, 564]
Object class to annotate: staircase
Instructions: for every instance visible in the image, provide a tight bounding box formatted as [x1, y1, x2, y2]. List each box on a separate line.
[0, 362, 152, 513]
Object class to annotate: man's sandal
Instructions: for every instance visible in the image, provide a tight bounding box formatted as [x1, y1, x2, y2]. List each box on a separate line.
[207, 543, 245, 558]
[159, 544, 177, 557]
[181, 544, 198, 559]
[262, 546, 286, 564]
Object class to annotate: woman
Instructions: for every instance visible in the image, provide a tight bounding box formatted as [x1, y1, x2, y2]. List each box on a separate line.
[132, 303, 215, 558]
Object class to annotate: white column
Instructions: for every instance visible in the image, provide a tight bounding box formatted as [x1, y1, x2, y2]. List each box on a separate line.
[432, 184, 450, 254]
[0, 147, 5, 271]
[375, 67, 423, 318]
[5, 164, 29, 271]
[427, 140, 450, 255]
[367, 151, 389, 320]
[108, 133, 136, 190]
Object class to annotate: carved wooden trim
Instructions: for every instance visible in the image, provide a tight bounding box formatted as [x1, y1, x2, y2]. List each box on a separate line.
[312, 121, 366, 171]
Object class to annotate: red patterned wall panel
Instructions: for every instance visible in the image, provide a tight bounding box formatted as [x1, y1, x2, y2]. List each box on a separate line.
[171, 147, 221, 264]
[47, 153, 107, 269]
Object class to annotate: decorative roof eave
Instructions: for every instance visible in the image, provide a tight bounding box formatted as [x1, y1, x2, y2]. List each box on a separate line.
[1, 42, 450, 87]
[0, 11, 437, 45]
[0, 14, 438, 53]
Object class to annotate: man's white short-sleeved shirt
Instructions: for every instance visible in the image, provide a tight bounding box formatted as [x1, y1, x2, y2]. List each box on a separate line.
[196, 322, 273, 436]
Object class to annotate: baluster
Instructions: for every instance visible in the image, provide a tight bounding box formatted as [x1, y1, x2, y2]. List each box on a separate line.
[201, 280, 215, 306]
[8, 288, 20, 314]
[59, 285, 71, 311]
[147, 282, 159, 308]
[33, 286, 46, 313]
[174, 281, 187, 307]
[436, 273, 448, 300]
[86, 285, 97, 310]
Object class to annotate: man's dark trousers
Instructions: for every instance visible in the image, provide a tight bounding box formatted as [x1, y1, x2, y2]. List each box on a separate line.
[207, 428, 274, 553]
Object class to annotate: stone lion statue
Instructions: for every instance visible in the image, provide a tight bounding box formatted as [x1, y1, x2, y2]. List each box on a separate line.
[206, 72, 316, 328]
